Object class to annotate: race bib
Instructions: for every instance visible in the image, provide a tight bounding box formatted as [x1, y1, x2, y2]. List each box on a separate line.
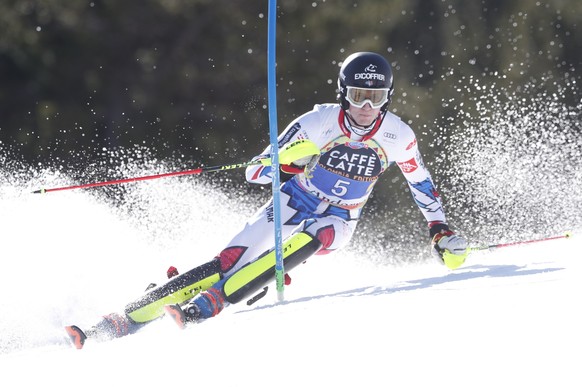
[301, 139, 387, 206]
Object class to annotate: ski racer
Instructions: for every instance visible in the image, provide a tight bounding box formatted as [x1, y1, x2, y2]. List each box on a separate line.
[163, 51, 468, 326]
[65, 51, 468, 347]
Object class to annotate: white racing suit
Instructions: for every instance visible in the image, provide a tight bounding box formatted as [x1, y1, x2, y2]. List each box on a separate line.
[172, 103, 451, 321]
[216, 103, 447, 278]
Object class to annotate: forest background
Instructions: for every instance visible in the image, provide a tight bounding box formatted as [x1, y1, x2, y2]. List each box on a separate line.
[1, 0, 580, 257]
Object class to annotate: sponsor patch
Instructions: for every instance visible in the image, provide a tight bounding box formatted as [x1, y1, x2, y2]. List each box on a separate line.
[319, 143, 381, 180]
[345, 142, 369, 150]
[397, 157, 418, 173]
[278, 122, 302, 147]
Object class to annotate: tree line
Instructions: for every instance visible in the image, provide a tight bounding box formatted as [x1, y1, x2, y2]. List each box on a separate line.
[1, 0, 580, 167]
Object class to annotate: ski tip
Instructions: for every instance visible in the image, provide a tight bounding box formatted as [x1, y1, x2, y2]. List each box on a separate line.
[163, 304, 187, 330]
[65, 325, 87, 350]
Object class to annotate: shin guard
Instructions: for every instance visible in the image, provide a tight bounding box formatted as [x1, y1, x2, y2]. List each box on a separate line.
[222, 232, 322, 304]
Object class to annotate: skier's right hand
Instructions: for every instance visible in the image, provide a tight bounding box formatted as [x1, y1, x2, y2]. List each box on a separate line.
[278, 139, 320, 165]
[278, 139, 320, 175]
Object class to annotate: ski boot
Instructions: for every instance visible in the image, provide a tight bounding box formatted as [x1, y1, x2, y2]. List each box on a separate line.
[164, 286, 226, 329]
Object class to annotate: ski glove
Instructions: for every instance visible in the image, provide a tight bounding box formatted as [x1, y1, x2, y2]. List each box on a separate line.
[278, 139, 320, 165]
[281, 153, 319, 175]
[261, 139, 320, 175]
[431, 227, 468, 270]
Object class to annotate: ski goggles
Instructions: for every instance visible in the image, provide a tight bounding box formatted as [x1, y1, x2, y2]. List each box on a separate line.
[345, 87, 390, 108]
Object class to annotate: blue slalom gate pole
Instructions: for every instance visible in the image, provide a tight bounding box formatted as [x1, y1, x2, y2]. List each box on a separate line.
[267, 0, 285, 301]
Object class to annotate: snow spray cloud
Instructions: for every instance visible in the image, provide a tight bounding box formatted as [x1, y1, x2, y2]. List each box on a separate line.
[0, 145, 258, 354]
[432, 72, 582, 243]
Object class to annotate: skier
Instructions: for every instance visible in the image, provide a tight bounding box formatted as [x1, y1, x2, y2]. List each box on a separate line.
[65, 51, 468, 347]
[163, 51, 468, 327]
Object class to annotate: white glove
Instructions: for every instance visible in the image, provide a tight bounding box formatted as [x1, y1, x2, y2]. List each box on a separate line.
[292, 154, 318, 167]
[431, 229, 468, 269]
[279, 140, 320, 175]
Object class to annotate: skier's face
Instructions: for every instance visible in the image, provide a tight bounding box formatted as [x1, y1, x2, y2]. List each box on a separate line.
[347, 102, 381, 127]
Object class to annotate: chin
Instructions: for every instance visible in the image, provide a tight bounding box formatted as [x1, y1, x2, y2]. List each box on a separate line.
[358, 118, 375, 126]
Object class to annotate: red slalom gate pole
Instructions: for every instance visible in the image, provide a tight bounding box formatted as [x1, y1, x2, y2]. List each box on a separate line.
[470, 232, 572, 252]
[32, 160, 262, 194]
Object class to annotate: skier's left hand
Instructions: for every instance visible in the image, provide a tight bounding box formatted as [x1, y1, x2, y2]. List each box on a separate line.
[431, 228, 468, 269]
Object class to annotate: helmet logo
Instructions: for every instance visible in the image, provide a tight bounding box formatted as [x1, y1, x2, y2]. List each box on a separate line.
[354, 72, 386, 81]
[364, 64, 378, 72]
[354, 63, 385, 82]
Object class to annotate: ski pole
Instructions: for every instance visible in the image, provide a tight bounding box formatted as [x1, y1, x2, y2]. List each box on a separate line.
[32, 159, 263, 194]
[469, 232, 572, 252]
[442, 232, 572, 270]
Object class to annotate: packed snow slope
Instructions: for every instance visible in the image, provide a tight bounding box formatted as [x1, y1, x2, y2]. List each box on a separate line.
[0, 170, 580, 387]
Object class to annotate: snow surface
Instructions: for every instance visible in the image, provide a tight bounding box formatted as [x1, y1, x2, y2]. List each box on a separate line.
[0, 173, 580, 387]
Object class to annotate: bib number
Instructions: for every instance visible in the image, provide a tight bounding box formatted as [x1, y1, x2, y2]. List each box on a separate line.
[331, 179, 350, 197]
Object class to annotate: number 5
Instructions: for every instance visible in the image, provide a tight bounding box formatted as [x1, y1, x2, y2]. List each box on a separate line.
[332, 180, 350, 197]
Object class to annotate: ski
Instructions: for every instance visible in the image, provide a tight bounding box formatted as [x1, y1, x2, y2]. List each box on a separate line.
[64, 262, 277, 348]
[64, 325, 87, 350]
[163, 304, 189, 330]
[63, 263, 221, 349]
[64, 312, 145, 349]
